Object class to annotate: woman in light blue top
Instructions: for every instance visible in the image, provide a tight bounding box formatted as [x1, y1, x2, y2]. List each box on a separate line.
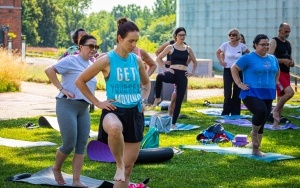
[231, 34, 279, 156]
[75, 17, 150, 188]
[45, 34, 98, 187]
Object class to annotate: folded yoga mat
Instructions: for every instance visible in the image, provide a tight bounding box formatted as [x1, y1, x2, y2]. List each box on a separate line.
[180, 144, 298, 162]
[38, 116, 98, 138]
[0, 137, 56, 148]
[216, 119, 299, 130]
[12, 166, 114, 188]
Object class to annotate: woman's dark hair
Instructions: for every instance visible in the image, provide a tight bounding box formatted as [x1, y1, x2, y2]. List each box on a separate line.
[174, 27, 186, 36]
[72, 28, 85, 44]
[116, 17, 139, 42]
[252, 34, 268, 49]
[78, 34, 96, 47]
[240, 34, 246, 44]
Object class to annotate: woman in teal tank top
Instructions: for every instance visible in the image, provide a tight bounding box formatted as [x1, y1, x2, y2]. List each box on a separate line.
[75, 17, 150, 188]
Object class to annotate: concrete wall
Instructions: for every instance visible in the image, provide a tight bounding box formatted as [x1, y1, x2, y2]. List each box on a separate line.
[176, 0, 300, 74]
[0, 0, 22, 50]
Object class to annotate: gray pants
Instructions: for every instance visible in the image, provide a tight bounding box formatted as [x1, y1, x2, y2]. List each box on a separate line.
[56, 98, 90, 154]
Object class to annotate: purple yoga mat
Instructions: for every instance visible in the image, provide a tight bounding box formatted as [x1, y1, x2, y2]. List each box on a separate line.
[87, 140, 115, 162]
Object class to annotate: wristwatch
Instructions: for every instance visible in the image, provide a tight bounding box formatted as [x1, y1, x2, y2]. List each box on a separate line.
[142, 98, 148, 104]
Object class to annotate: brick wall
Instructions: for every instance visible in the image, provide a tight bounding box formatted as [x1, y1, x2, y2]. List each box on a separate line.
[0, 0, 22, 50]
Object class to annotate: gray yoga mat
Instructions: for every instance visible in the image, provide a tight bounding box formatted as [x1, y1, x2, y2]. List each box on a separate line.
[0, 137, 56, 148]
[12, 166, 114, 188]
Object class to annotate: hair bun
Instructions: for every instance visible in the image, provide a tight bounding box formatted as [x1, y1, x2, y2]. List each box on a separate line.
[117, 17, 128, 28]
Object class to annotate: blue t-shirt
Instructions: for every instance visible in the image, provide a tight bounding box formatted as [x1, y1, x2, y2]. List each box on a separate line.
[236, 52, 279, 100]
[106, 51, 141, 108]
[54, 55, 97, 103]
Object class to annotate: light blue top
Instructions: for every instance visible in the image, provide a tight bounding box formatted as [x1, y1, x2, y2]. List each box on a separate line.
[54, 55, 97, 104]
[235, 52, 279, 99]
[106, 50, 142, 109]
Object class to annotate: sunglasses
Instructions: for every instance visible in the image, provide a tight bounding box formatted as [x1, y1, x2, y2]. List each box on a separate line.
[83, 44, 99, 50]
[257, 43, 270, 47]
[178, 34, 186, 37]
[228, 34, 238, 37]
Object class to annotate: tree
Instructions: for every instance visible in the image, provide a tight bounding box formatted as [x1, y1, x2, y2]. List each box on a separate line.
[56, 0, 93, 46]
[37, 0, 60, 47]
[152, 0, 176, 18]
[21, 0, 42, 46]
[146, 14, 176, 44]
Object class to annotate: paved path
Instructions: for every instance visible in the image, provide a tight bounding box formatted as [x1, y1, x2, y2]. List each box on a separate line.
[0, 82, 223, 120]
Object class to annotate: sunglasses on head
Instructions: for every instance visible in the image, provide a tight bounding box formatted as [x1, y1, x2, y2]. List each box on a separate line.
[83, 44, 99, 50]
[228, 34, 238, 37]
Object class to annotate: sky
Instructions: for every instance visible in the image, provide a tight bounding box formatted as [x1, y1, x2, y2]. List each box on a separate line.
[86, 0, 156, 14]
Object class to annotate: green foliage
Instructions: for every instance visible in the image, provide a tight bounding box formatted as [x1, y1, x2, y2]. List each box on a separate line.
[153, 0, 176, 18]
[146, 14, 176, 44]
[37, 0, 60, 47]
[21, 0, 42, 46]
[137, 37, 158, 53]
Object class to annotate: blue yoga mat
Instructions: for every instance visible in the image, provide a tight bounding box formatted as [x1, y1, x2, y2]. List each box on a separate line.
[144, 117, 200, 131]
[180, 144, 297, 162]
[216, 119, 299, 130]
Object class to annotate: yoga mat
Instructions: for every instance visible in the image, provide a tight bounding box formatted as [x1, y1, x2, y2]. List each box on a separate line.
[207, 103, 248, 110]
[196, 109, 251, 118]
[0, 137, 56, 148]
[87, 140, 174, 163]
[196, 108, 223, 116]
[180, 144, 298, 162]
[12, 166, 114, 188]
[170, 124, 201, 131]
[144, 117, 200, 131]
[272, 103, 300, 108]
[38, 116, 98, 138]
[289, 115, 300, 119]
[216, 119, 299, 130]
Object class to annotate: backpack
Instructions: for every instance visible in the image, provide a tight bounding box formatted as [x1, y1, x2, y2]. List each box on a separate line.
[149, 115, 172, 133]
[140, 127, 159, 149]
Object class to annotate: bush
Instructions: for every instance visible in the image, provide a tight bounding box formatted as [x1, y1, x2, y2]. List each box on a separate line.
[0, 49, 26, 92]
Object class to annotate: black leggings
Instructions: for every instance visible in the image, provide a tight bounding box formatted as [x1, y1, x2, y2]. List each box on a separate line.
[242, 96, 273, 134]
[222, 68, 242, 115]
[155, 69, 187, 124]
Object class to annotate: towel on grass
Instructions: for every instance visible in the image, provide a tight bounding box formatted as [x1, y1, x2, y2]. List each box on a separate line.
[180, 144, 298, 162]
[0, 137, 56, 148]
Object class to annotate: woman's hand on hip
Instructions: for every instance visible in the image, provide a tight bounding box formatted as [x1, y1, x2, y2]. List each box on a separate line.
[97, 100, 116, 111]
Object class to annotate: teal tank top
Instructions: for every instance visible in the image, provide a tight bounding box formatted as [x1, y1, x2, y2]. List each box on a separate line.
[106, 51, 141, 108]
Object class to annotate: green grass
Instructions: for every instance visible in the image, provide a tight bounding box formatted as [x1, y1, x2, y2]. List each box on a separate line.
[1, 95, 300, 188]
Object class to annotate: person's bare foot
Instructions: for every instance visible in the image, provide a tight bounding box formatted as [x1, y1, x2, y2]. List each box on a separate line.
[73, 181, 88, 188]
[252, 148, 265, 156]
[114, 167, 125, 182]
[171, 124, 177, 129]
[52, 167, 66, 185]
[149, 98, 162, 110]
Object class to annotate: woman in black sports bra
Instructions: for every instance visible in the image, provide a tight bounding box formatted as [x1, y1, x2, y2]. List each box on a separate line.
[152, 27, 197, 129]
